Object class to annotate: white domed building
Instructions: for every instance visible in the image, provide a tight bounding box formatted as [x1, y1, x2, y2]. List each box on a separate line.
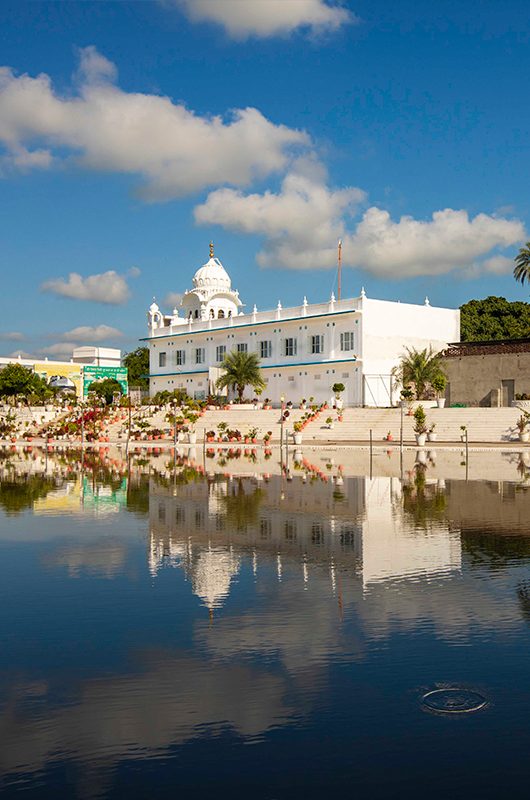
[145, 244, 460, 406]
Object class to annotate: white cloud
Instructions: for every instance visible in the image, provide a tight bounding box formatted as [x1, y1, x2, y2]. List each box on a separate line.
[196, 170, 525, 277]
[164, 292, 183, 308]
[60, 325, 123, 343]
[38, 342, 77, 358]
[0, 331, 24, 341]
[41, 270, 132, 305]
[8, 349, 33, 359]
[344, 208, 524, 278]
[0, 47, 308, 200]
[481, 255, 514, 275]
[173, 0, 355, 39]
[195, 160, 366, 269]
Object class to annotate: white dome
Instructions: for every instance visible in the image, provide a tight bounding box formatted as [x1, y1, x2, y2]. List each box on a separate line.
[193, 256, 231, 292]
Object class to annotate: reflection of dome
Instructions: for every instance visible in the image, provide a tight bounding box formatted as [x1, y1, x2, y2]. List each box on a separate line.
[192, 546, 240, 610]
[192, 257, 232, 292]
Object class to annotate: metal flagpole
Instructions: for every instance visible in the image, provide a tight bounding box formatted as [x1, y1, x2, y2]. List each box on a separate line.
[337, 240, 342, 301]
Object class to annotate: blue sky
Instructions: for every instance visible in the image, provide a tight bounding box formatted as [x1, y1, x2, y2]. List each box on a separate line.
[1, 0, 529, 359]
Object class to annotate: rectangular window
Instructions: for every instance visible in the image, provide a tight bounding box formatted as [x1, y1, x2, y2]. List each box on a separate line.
[195, 347, 205, 364]
[237, 343, 248, 353]
[175, 350, 185, 366]
[216, 345, 226, 362]
[260, 340, 272, 358]
[311, 335, 324, 354]
[340, 332, 355, 352]
[159, 352, 167, 368]
[284, 337, 297, 356]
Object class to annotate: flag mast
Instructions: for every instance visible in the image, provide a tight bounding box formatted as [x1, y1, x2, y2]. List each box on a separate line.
[337, 240, 342, 301]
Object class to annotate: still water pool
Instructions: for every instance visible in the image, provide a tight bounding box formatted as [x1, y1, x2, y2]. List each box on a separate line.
[1, 445, 530, 798]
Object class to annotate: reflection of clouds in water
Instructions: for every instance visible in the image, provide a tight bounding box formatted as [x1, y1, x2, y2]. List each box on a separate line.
[41, 539, 127, 578]
[0, 653, 292, 784]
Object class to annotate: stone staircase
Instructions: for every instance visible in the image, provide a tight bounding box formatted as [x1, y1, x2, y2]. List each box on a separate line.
[299, 407, 523, 444]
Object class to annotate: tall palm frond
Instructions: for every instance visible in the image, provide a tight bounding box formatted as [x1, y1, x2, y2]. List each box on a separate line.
[216, 350, 265, 402]
[514, 242, 530, 286]
[392, 346, 444, 400]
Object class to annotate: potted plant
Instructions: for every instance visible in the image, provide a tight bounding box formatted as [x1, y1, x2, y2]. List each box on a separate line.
[332, 383, 345, 411]
[263, 430, 272, 445]
[413, 404, 428, 446]
[263, 398, 272, 410]
[248, 427, 259, 444]
[432, 373, 447, 408]
[293, 420, 303, 446]
[516, 413, 530, 443]
[427, 423, 437, 442]
[326, 416, 334, 430]
[385, 431, 393, 442]
[400, 385, 414, 414]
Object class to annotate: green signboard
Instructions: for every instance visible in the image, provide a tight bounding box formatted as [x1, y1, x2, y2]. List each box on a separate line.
[83, 365, 128, 398]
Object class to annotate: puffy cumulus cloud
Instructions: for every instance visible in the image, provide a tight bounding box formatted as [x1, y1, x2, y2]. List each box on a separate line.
[0, 47, 308, 200]
[41, 270, 132, 305]
[344, 208, 525, 278]
[8, 349, 33, 359]
[164, 292, 183, 308]
[196, 171, 525, 277]
[481, 255, 514, 275]
[173, 0, 356, 39]
[195, 162, 366, 269]
[0, 331, 24, 341]
[38, 342, 77, 358]
[60, 325, 123, 343]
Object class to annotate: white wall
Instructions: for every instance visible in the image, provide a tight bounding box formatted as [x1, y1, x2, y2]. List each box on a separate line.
[361, 298, 459, 405]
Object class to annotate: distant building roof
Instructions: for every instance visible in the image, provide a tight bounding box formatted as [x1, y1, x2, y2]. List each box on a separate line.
[443, 338, 530, 357]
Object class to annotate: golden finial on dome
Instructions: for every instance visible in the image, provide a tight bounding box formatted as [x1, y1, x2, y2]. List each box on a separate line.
[209, 241, 214, 258]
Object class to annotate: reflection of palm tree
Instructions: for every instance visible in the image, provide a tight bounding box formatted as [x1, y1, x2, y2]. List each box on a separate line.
[220, 479, 263, 531]
[402, 465, 447, 529]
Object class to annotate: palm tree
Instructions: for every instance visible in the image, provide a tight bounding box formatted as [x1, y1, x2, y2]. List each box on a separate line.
[514, 242, 530, 286]
[216, 350, 265, 402]
[392, 346, 444, 400]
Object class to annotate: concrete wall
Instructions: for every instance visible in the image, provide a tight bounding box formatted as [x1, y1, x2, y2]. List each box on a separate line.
[361, 298, 460, 406]
[441, 352, 530, 406]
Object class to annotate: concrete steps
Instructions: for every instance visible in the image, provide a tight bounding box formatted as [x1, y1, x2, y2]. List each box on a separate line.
[300, 407, 522, 443]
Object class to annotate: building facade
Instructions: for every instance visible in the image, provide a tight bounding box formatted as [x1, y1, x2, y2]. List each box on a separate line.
[145, 247, 460, 407]
[0, 347, 126, 398]
[441, 339, 530, 406]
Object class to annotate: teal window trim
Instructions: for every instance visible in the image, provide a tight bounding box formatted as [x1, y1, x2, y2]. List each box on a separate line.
[149, 356, 358, 378]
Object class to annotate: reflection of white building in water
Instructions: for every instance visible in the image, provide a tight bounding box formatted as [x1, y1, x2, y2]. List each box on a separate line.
[148, 473, 461, 611]
[145, 245, 459, 406]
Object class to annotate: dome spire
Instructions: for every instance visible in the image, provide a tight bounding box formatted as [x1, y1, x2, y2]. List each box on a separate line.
[209, 241, 214, 259]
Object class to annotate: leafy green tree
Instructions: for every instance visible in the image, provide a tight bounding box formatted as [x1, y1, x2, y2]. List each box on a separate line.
[460, 296, 530, 341]
[87, 378, 123, 405]
[216, 350, 265, 402]
[514, 242, 530, 288]
[392, 347, 444, 400]
[0, 363, 50, 398]
[123, 347, 149, 389]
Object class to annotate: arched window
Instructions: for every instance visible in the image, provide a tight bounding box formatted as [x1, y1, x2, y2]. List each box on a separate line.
[228, 310, 232, 318]
[218, 309, 225, 319]
[188, 311, 193, 319]
[194, 309, 199, 319]
[210, 309, 215, 318]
